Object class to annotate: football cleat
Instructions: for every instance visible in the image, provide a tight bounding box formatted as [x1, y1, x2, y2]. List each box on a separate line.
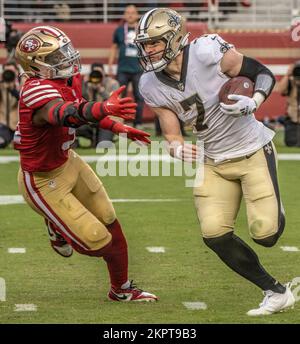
[108, 280, 158, 302]
[45, 219, 73, 258]
[247, 283, 295, 316]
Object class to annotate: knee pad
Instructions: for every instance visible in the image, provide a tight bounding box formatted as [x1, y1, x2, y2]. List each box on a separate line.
[82, 222, 112, 248]
[252, 213, 285, 248]
[200, 215, 232, 238]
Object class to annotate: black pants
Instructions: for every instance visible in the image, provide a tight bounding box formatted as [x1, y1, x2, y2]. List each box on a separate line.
[117, 71, 144, 126]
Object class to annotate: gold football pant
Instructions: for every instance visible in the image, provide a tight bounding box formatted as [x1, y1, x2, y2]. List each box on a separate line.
[18, 150, 116, 254]
[194, 142, 285, 243]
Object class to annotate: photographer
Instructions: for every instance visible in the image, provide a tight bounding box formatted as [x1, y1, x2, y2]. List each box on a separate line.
[5, 22, 23, 60]
[276, 62, 300, 146]
[0, 62, 20, 148]
[79, 63, 120, 147]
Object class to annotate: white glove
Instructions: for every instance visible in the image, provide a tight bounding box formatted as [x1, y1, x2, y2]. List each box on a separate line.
[220, 94, 257, 117]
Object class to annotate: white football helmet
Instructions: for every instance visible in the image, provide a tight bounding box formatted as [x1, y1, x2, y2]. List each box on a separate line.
[135, 8, 189, 72]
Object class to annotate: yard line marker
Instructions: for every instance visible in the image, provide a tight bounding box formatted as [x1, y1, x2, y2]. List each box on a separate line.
[14, 304, 37, 312]
[1, 154, 300, 164]
[280, 246, 300, 252]
[146, 247, 166, 253]
[0, 195, 183, 205]
[183, 302, 207, 310]
[0, 278, 6, 302]
[112, 199, 182, 203]
[8, 248, 26, 254]
[0, 195, 25, 205]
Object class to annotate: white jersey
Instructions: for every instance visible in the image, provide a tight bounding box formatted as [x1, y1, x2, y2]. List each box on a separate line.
[139, 34, 274, 162]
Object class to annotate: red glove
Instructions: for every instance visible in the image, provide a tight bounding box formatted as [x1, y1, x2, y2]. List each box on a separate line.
[102, 85, 137, 120]
[100, 117, 151, 145]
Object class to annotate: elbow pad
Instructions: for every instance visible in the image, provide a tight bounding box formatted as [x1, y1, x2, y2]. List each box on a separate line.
[239, 56, 276, 99]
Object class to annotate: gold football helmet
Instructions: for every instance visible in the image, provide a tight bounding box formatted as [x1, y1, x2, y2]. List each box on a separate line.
[15, 26, 80, 79]
[135, 8, 189, 72]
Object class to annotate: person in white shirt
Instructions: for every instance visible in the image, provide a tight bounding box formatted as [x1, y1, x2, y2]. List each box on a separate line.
[135, 8, 295, 316]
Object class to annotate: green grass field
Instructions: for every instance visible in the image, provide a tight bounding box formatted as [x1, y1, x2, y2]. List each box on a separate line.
[0, 128, 300, 324]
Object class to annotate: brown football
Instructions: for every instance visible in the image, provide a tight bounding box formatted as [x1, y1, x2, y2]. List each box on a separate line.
[219, 76, 254, 105]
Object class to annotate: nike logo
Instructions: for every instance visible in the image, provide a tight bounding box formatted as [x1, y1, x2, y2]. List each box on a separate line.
[111, 291, 131, 300]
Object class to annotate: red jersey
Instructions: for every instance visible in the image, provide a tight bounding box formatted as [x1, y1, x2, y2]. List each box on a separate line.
[14, 74, 83, 172]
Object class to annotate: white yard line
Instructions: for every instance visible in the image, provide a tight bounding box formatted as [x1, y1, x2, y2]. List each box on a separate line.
[182, 302, 208, 310]
[146, 247, 166, 253]
[0, 195, 25, 205]
[280, 246, 300, 252]
[14, 304, 37, 312]
[2, 153, 300, 164]
[8, 248, 26, 254]
[0, 195, 183, 206]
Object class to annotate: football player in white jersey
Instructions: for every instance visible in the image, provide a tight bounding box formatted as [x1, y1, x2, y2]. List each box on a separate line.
[135, 8, 295, 315]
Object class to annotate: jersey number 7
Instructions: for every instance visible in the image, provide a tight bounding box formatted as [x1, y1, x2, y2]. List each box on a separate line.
[180, 93, 208, 132]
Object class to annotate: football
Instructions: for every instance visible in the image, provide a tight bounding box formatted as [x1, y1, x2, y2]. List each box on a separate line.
[219, 76, 254, 105]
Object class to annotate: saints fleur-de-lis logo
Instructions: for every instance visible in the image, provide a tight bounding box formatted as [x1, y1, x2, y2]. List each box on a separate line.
[168, 13, 180, 28]
[264, 143, 273, 155]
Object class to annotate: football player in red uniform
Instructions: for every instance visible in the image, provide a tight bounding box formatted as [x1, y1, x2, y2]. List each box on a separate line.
[14, 26, 157, 302]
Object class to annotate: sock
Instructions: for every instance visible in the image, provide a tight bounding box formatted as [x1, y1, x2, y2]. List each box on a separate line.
[102, 219, 128, 289]
[204, 232, 286, 294]
[121, 281, 130, 289]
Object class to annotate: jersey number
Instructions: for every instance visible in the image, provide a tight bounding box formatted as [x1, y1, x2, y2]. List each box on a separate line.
[180, 93, 208, 132]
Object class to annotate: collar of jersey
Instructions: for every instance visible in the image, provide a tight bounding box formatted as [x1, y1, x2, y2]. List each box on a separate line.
[154, 44, 190, 92]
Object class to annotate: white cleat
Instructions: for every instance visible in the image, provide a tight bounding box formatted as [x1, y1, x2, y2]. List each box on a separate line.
[247, 284, 295, 316]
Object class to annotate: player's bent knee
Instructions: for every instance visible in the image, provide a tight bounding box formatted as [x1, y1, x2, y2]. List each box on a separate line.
[82, 222, 112, 248]
[102, 208, 116, 226]
[252, 214, 285, 248]
[200, 216, 232, 238]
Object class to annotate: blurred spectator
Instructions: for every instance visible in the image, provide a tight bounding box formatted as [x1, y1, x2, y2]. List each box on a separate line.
[108, 4, 144, 128]
[275, 62, 300, 147]
[4, 23, 23, 61]
[54, 3, 71, 22]
[78, 63, 120, 148]
[0, 62, 20, 148]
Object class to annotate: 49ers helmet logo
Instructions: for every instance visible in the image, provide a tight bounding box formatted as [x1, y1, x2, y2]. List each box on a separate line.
[20, 38, 41, 53]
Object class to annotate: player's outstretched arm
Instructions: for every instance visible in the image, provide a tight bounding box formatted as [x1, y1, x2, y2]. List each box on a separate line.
[99, 117, 151, 145]
[153, 106, 199, 162]
[33, 85, 136, 127]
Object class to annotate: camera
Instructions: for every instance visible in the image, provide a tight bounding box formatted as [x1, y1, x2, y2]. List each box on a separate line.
[89, 70, 103, 84]
[2, 69, 16, 83]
